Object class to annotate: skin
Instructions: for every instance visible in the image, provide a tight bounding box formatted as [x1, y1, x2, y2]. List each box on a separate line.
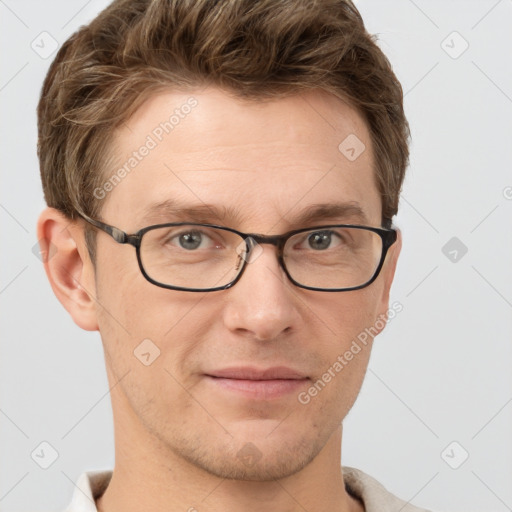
[38, 87, 401, 512]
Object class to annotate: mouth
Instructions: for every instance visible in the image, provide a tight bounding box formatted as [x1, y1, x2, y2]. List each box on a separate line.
[204, 366, 310, 400]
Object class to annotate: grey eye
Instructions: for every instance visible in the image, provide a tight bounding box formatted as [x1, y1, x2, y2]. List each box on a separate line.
[178, 231, 204, 250]
[307, 231, 334, 250]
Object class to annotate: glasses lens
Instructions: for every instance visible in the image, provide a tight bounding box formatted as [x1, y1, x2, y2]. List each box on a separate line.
[140, 225, 247, 289]
[284, 226, 383, 289]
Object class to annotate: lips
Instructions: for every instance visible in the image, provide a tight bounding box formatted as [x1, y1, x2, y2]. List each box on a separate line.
[204, 366, 309, 400]
[206, 366, 307, 380]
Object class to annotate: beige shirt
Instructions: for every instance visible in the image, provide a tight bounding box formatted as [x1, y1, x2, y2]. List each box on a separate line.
[63, 466, 433, 512]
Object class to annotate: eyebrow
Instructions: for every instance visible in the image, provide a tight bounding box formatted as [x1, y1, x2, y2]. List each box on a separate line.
[140, 200, 244, 225]
[140, 199, 370, 228]
[294, 202, 369, 226]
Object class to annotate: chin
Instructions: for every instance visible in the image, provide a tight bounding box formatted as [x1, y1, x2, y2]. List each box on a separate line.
[173, 425, 324, 481]
[196, 445, 317, 481]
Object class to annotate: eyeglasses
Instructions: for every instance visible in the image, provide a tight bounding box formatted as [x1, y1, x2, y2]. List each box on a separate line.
[77, 213, 397, 292]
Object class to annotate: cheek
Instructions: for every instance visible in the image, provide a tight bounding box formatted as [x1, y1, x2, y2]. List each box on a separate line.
[95, 260, 214, 387]
[96, 283, 201, 427]
[293, 289, 380, 415]
[94, 250, 162, 379]
[314, 286, 382, 347]
[95, 241, 166, 335]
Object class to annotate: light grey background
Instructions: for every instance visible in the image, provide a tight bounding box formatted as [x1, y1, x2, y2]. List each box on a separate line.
[1, 0, 511, 511]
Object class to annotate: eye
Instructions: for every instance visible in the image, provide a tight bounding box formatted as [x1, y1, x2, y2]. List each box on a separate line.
[168, 229, 217, 250]
[305, 230, 343, 251]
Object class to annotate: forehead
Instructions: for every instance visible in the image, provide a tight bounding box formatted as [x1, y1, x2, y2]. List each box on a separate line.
[102, 87, 381, 231]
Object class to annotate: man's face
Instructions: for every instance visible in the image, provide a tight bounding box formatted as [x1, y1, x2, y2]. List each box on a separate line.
[88, 87, 399, 480]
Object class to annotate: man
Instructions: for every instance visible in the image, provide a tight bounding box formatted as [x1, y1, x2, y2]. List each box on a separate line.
[36, 0, 429, 510]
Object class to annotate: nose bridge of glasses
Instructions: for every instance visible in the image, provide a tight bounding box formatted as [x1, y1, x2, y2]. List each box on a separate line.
[248, 233, 286, 261]
[247, 233, 282, 249]
[234, 233, 284, 269]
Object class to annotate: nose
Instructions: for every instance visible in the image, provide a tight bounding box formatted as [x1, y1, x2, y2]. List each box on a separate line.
[221, 242, 300, 341]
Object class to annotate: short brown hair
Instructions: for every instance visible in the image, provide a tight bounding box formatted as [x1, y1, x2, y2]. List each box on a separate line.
[37, 0, 410, 263]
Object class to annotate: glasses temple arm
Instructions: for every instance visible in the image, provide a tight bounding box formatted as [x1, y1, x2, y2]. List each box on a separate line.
[76, 211, 128, 244]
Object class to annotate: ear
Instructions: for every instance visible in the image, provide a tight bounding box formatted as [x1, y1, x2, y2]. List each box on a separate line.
[36, 207, 99, 331]
[376, 227, 402, 324]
